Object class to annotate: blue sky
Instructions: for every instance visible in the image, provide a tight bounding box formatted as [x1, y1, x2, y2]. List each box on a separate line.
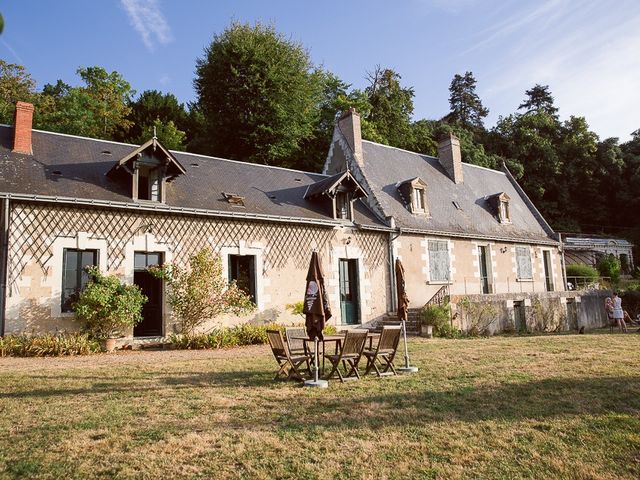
[2, 0, 639, 141]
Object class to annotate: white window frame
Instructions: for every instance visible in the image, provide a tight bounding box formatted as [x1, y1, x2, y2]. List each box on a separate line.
[515, 246, 533, 281]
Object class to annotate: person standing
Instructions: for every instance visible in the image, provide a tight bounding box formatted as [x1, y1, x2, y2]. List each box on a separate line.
[612, 291, 627, 332]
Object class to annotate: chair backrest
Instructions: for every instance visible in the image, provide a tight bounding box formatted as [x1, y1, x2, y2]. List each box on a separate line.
[267, 329, 288, 358]
[341, 330, 368, 356]
[285, 327, 307, 353]
[378, 326, 401, 352]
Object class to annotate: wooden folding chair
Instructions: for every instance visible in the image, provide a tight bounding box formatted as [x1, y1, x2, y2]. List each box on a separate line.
[324, 330, 368, 382]
[266, 330, 311, 381]
[363, 325, 401, 377]
[285, 327, 311, 356]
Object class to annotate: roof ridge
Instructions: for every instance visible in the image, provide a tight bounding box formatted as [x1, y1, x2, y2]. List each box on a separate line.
[3, 125, 330, 178]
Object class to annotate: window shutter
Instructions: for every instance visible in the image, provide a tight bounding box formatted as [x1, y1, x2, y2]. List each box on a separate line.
[516, 247, 532, 279]
[428, 240, 450, 282]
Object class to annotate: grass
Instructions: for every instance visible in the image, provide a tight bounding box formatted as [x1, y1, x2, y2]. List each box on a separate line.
[0, 331, 639, 479]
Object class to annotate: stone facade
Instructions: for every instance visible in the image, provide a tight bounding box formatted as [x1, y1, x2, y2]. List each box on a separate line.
[5, 201, 390, 334]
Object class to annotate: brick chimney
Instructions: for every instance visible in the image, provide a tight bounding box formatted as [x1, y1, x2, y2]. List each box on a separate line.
[438, 132, 463, 184]
[337, 108, 363, 167]
[13, 102, 34, 155]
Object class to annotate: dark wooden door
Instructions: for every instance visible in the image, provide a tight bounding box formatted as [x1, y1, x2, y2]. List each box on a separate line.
[479, 246, 490, 294]
[133, 252, 163, 337]
[514, 301, 526, 333]
[339, 259, 359, 325]
[543, 251, 554, 292]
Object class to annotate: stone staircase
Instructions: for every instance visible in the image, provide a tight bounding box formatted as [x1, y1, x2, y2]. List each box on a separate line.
[373, 307, 422, 335]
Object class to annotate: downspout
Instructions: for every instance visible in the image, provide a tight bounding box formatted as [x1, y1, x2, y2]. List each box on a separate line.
[559, 232, 568, 291]
[387, 217, 400, 313]
[0, 198, 9, 336]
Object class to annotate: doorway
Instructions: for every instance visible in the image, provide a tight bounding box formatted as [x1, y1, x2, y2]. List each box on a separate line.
[133, 252, 163, 337]
[513, 300, 526, 333]
[543, 251, 554, 292]
[478, 245, 491, 294]
[339, 259, 360, 325]
[566, 298, 578, 330]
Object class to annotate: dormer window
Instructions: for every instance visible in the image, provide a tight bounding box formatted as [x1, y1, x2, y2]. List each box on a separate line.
[398, 177, 429, 215]
[304, 170, 367, 221]
[107, 137, 186, 204]
[488, 192, 511, 224]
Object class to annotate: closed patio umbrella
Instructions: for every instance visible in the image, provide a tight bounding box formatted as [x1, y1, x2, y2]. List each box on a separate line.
[302, 251, 331, 387]
[396, 258, 418, 373]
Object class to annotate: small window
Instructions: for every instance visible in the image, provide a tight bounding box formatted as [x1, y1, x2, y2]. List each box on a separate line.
[428, 240, 450, 282]
[412, 188, 426, 212]
[515, 246, 533, 280]
[335, 192, 351, 220]
[229, 255, 256, 302]
[134, 252, 162, 270]
[499, 200, 510, 223]
[62, 249, 98, 312]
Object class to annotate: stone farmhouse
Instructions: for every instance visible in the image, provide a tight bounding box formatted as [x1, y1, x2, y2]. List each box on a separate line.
[0, 103, 603, 338]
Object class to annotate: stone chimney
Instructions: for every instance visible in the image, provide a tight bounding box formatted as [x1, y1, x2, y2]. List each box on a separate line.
[438, 132, 463, 184]
[337, 108, 363, 167]
[13, 101, 34, 155]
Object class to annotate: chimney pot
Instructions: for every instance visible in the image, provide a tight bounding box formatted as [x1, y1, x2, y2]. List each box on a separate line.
[13, 101, 34, 155]
[438, 132, 463, 184]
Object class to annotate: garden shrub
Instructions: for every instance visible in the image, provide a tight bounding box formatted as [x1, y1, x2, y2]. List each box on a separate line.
[74, 267, 147, 339]
[457, 297, 499, 336]
[596, 254, 621, 283]
[169, 323, 337, 350]
[421, 303, 457, 338]
[0, 332, 100, 357]
[565, 264, 599, 282]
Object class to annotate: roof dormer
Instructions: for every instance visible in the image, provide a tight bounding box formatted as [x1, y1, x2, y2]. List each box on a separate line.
[304, 170, 367, 221]
[107, 137, 186, 203]
[488, 192, 511, 224]
[398, 177, 429, 215]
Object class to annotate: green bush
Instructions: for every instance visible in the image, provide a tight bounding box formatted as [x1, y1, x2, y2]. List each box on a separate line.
[565, 264, 599, 282]
[74, 267, 147, 339]
[0, 332, 100, 357]
[596, 254, 621, 283]
[169, 323, 337, 350]
[421, 303, 456, 338]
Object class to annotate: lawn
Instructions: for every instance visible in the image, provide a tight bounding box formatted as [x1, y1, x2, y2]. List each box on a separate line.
[1, 332, 639, 479]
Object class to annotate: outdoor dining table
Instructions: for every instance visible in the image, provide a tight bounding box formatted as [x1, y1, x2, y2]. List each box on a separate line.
[291, 331, 380, 376]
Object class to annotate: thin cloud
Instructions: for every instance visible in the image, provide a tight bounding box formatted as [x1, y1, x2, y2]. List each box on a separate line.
[120, 0, 173, 51]
[1, 39, 25, 65]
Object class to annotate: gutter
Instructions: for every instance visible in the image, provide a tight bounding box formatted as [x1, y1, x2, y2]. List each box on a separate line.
[0, 198, 9, 336]
[398, 227, 560, 247]
[0, 192, 345, 228]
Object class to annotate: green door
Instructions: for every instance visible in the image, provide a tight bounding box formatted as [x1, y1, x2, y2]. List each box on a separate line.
[339, 259, 359, 325]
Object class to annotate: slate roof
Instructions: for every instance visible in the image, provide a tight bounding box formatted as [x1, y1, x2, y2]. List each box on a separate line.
[360, 140, 557, 243]
[0, 126, 385, 228]
[564, 236, 633, 249]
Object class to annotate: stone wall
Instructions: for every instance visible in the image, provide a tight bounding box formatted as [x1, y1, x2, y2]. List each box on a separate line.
[450, 290, 610, 335]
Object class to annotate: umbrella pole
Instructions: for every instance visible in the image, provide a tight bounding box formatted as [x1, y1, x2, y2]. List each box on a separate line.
[304, 338, 328, 388]
[398, 318, 419, 373]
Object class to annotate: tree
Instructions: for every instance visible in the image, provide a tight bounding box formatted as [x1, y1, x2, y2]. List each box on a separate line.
[365, 66, 415, 148]
[39, 66, 134, 140]
[445, 71, 489, 130]
[0, 60, 37, 124]
[194, 21, 323, 167]
[134, 118, 186, 151]
[123, 89, 188, 144]
[149, 248, 255, 335]
[518, 84, 558, 117]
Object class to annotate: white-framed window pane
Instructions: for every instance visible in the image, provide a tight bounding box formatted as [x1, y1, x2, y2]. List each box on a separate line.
[428, 240, 450, 282]
[516, 246, 532, 279]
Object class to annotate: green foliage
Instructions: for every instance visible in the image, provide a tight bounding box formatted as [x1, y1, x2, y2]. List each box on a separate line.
[596, 254, 621, 283]
[135, 118, 186, 151]
[194, 21, 323, 167]
[0, 332, 100, 357]
[421, 303, 456, 338]
[565, 264, 599, 282]
[169, 323, 337, 350]
[285, 301, 304, 316]
[458, 297, 499, 336]
[39, 66, 134, 140]
[0, 60, 37, 124]
[531, 298, 565, 332]
[123, 89, 188, 144]
[73, 267, 147, 339]
[149, 247, 255, 335]
[518, 84, 558, 117]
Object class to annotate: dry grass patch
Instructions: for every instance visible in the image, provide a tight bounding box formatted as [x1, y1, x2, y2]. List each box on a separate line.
[1, 333, 639, 479]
